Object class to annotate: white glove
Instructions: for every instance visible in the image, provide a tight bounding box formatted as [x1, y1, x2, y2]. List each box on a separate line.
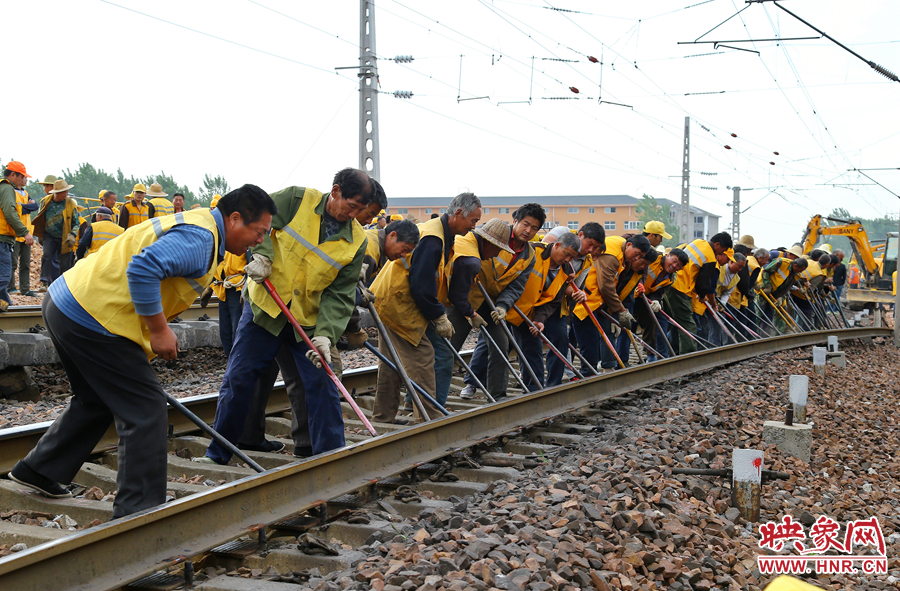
[617, 309, 634, 327]
[359, 262, 369, 282]
[609, 322, 621, 338]
[305, 336, 332, 369]
[649, 299, 662, 313]
[245, 255, 272, 284]
[490, 306, 507, 325]
[434, 314, 454, 339]
[468, 313, 488, 330]
[65, 233, 77, 247]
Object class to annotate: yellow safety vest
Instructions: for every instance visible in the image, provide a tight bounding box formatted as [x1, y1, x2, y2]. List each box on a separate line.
[13, 187, 33, 241]
[740, 255, 762, 306]
[473, 232, 536, 310]
[246, 188, 366, 328]
[573, 236, 625, 320]
[372, 217, 449, 346]
[149, 197, 174, 217]
[211, 251, 247, 300]
[364, 227, 385, 274]
[618, 267, 642, 302]
[86, 220, 124, 256]
[643, 256, 675, 295]
[0, 179, 17, 238]
[124, 200, 151, 228]
[67, 210, 220, 359]
[507, 243, 568, 326]
[673, 239, 714, 296]
[716, 264, 742, 308]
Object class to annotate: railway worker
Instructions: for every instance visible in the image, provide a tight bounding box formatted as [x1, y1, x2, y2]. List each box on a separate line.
[146, 183, 174, 217]
[641, 220, 672, 249]
[510, 232, 581, 389]
[606, 239, 657, 366]
[32, 178, 79, 291]
[209, 249, 248, 355]
[791, 251, 825, 328]
[8, 174, 37, 297]
[370, 192, 482, 424]
[362, 219, 419, 284]
[172, 192, 186, 214]
[75, 207, 124, 260]
[829, 249, 846, 295]
[759, 252, 808, 334]
[634, 248, 687, 360]
[453, 204, 543, 400]
[848, 262, 860, 289]
[572, 233, 653, 372]
[118, 183, 155, 229]
[92, 191, 120, 224]
[0, 163, 36, 307]
[355, 178, 388, 229]
[709, 252, 746, 345]
[197, 169, 372, 464]
[376, 212, 388, 229]
[9, 186, 274, 515]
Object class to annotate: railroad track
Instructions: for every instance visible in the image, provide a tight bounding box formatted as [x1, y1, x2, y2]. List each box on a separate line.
[0, 326, 889, 590]
[0, 300, 220, 333]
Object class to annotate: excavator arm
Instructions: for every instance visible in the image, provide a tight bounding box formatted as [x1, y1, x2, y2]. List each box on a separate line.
[801, 215, 881, 285]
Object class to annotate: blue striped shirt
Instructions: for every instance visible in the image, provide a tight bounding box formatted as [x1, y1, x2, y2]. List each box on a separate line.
[51, 209, 225, 334]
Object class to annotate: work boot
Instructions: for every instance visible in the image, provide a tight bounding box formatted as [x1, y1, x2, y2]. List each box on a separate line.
[22, 291, 35, 297]
[459, 384, 475, 399]
[9, 461, 72, 498]
[238, 439, 285, 453]
[0, 300, 8, 313]
[36, 283, 48, 293]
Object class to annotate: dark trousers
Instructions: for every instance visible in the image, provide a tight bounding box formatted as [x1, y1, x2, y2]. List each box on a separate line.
[791, 294, 817, 328]
[598, 310, 623, 369]
[8, 241, 30, 292]
[633, 299, 670, 360]
[542, 312, 568, 387]
[446, 303, 509, 399]
[663, 289, 698, 354]
[511, 321, 546, 391]
[24, 296, 168, 518]
[40, 234, 61, 285]
[0, 243, 11, 305]
[218, 287, 243, 355]
[571, 313, 601, 371]
[238, 343, 311, 452]
[206, 300, 344, 463]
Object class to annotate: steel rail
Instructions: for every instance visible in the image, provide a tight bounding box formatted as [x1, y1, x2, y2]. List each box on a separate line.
[0, 326, 888, 591]
[0, 300, 220, 333]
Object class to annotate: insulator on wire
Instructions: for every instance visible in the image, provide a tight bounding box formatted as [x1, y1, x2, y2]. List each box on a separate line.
[770, 161, 775, 165]
[393, 55, 414, 63]
[588, 56, 599, 63]
[569, 86, 580, 94]
[700, 186, 718, 190]
[393, 90, 413, 99]
[724, 145, 732, 150]
[731, 133, 737, 138]
[774, 151, 780, 155]
[870, 62, 899, 82]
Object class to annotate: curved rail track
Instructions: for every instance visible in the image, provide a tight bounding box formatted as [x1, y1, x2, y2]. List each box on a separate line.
[0, 325, 890, 590]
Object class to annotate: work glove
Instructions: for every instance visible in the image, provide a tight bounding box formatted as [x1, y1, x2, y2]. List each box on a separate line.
[762, 286, 773, 295]
[245, 255, 272, 284]
[468, 313, 488, 330]
[200, 285, 214, 308]
[609, 322, 621, 338]
[434, 314, 454, 339]
[359, 285, 376, 305]
[65, 233, 77, 248]
[358, 262, 369, 282]
[305, 336, 332, 369]
[649, 299, 662, 313]
[346, 329, 369, 350]
[617, 309, 634, 328]
[490, 306, 507, 325]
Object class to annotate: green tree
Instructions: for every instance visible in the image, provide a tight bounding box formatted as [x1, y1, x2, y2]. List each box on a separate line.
[142, 171, 197, 205]
[197, 174, 231, 207]
[635, 193, 680, 247]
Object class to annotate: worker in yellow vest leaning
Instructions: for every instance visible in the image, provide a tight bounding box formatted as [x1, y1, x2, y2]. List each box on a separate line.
[32, 178, 80, 291]
[9, 186, 275, 518]
[633, 248, 688, 360]
[0, 162, 36, 308]
[198, 168, 373, 464]
[370, 192, 483, 424]
[662, 232, 733, 354]
[362, 218, 419, 284]
[708, 252, 746, 345]
[118, 183, 155, 229]
[759, 246, 808, 334]
[209, 250, 247, 354]
[75, 207, 124, 261]
[459, 204, 544, 399]
[147, 183, 174, 217]
[8, 176, 38, 296]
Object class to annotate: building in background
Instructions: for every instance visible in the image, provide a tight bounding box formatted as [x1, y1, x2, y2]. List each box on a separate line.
[383, 195, 719, 240]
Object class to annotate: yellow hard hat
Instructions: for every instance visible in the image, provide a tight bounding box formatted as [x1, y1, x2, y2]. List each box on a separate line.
[210, 194, 222, 208]
[98, 190, 107, 199]
[132, 183, 147, 193]
[390, 214, 403, 221]
[820, 243, 832, 253]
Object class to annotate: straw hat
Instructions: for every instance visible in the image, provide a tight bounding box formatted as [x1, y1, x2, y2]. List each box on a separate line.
[40, 174, 58, 186]
[786, 244, 804, 258]
[49, 178, 74, 194]
[473, 218, 514, 254]
[737, 234, 756, 249]
[146, 183, 168, 197]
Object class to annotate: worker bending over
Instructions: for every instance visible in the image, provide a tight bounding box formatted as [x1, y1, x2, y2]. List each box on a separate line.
[75, 207, 123, 259]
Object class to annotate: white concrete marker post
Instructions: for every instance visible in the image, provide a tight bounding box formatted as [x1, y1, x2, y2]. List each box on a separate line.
[790, 375, 809, 423]
[732, 449, 764, 522]
[812, 346, 826, 376]
[827, 335, 839, 352]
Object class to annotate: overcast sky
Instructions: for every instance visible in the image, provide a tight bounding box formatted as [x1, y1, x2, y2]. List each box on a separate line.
[6, 0, 900, 247]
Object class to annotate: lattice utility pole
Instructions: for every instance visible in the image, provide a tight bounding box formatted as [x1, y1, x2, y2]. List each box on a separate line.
[359, 0, 380, 180]
[731, 186, 741, 240]
[679, 117, 690, 242]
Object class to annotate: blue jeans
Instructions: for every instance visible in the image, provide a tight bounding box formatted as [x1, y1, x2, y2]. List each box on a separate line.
[218, 287, 243, 355]
[206, 300, 345, 463]
[645, 312, 670, 361]
[0, 242, 12, 305]
[426, 322, 454, 408]
[40, 233, 63, 285]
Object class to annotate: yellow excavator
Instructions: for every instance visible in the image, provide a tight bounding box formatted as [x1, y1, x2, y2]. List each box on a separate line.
[800, 214, 897, 305]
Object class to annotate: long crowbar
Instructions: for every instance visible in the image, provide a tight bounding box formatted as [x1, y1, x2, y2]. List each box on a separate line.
[475, 281, 543, 388]
[640, 293, 676, 358]
[362, 342, 449, 416]
[511, 303, 585, 380]
[656, 307, 712, 350]
[568, 279, 625, 369]
[262, 278, 378, 437]
[430, 322, 496, 403]
[597, 308, 664, 361]
[703, 302, 739, 345]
